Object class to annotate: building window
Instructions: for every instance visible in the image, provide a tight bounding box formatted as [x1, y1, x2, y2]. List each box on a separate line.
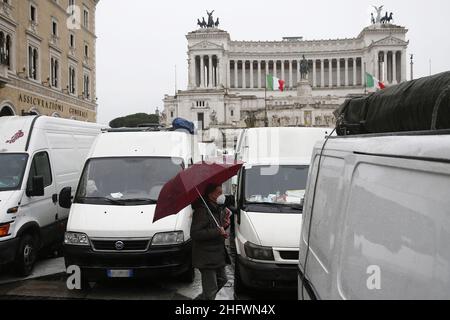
[50, 57, 59, 88]
[28, 45, 39, 80]
[230, 109, 234, 117]
[83, 73, 90, 98]
[170, 111, 174, 118]
[52, 20, 58, 36]
[68, 65, 76, 95]
[84, 44, 89, 58]
[83, 8, 89, 28]
[30, 5, 37, 23]
[196, 101, 206, 107]
[69, 33, 75, 48]
[0, 31, 11, 68]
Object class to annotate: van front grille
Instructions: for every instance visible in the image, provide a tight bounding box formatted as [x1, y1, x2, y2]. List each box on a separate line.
[91, 239, 150, 252]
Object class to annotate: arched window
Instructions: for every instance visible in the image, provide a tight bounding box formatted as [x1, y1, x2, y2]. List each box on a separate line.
[0, 105, 15, 117]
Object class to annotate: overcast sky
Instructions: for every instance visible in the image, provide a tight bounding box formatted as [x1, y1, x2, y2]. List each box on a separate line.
[95, 0, 450, 124]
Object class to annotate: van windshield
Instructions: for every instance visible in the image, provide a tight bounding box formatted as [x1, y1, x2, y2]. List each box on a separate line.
[0, 154, 29, 191]
[75, 157, 183, 206]
[244, 165, 309, 209]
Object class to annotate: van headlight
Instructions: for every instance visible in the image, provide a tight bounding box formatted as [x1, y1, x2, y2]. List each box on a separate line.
[64, 232, 90, 246]
[244, 242, 275, 261]
[151, 231, 184, 246]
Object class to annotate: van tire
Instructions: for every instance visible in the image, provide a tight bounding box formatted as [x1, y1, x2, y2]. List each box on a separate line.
[14, 234, 38, 277]
[179, 266, 195, 283]
[234, 262, 248, 296]
[80, 274, 91, 292]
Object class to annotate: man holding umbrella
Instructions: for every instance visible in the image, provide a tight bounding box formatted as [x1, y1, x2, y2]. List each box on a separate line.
[153, 160, 242, 300]
[191, 183, 231, 300]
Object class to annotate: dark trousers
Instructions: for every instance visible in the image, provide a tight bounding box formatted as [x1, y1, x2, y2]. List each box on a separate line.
[197, 267, 228, 300]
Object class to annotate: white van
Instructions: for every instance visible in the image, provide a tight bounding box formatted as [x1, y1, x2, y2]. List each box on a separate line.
[0, 116, 104, 275]
[298, 131, 450, 300]
[61, 128, 200, 286]
[233, 127, 333, 292]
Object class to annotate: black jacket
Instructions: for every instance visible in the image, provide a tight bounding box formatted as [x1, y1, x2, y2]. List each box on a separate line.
[190, 200, 230, 269]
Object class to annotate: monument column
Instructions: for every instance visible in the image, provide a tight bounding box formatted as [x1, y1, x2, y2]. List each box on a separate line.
[242, 60, 246, 89]
[208, 55, 213, 88]
[200, 55, 205, 88]
[393, 52, 398, 84]
[401, 50, 406, 82]
[226, 59, 231, 89]
[312, 59, 317, 87]
[345, 58, 349, 87]
[289, 60, 293, 89]
[250, 60, 254, 89]
[273, 60, 277, 78]
[321, 59, 325, 88]
[361, 58, 366, 86]
[264, 60, 270, 88]
[215, 57, 220, 87]
[383, 52, 388, 83]
[189, 55, 196, 89]
[353, 58, 357, 86]
[337, 58, 341, 87]
[257, 60, 261, 89]
[328, 59, 333, 87]
[233, 60, 239, 88]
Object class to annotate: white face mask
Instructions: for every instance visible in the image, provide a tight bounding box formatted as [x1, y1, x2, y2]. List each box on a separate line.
[216, 194, 226, 206]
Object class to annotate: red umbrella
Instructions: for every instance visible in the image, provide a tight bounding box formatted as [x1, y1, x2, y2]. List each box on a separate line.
[153, 161, 243, 224]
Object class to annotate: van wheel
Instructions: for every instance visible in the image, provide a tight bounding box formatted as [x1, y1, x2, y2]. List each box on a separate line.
[15, 234, 38, 277]
[234, 262, 248, 296]
[179, 266, 195, 283]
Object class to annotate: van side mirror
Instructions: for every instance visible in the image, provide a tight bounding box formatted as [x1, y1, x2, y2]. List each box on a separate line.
[26, 176, 45, 197]
[59, 187, 72, 209]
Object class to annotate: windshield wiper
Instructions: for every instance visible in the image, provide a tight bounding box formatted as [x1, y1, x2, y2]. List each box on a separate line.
[246, 202, 303, 211]
[111, 198, 157, 204]
[77, 197, 126, 205]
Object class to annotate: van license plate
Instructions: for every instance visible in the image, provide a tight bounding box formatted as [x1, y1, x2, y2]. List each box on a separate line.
[107, 270, 134, 278]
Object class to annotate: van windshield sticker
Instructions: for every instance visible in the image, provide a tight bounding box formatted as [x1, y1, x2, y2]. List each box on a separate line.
[6, 130, 25, 144]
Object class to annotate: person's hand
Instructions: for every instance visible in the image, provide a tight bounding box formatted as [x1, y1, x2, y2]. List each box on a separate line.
[218, 227, 229, 239]
[223, 216, 231, 230]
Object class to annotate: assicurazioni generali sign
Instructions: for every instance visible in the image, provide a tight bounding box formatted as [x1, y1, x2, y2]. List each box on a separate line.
[18, 92, 89, 119]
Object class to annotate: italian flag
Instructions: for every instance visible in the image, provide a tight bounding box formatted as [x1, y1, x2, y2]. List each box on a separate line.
[266, 74, 285, 92]
[366, 72, 385, 90]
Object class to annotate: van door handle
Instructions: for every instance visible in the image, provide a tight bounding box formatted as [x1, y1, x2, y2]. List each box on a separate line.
[52, 194, 58, 203]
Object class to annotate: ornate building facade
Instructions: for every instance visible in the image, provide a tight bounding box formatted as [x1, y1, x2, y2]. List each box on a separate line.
[163, 10, 409, 143]
[0, 0, 99, 121]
